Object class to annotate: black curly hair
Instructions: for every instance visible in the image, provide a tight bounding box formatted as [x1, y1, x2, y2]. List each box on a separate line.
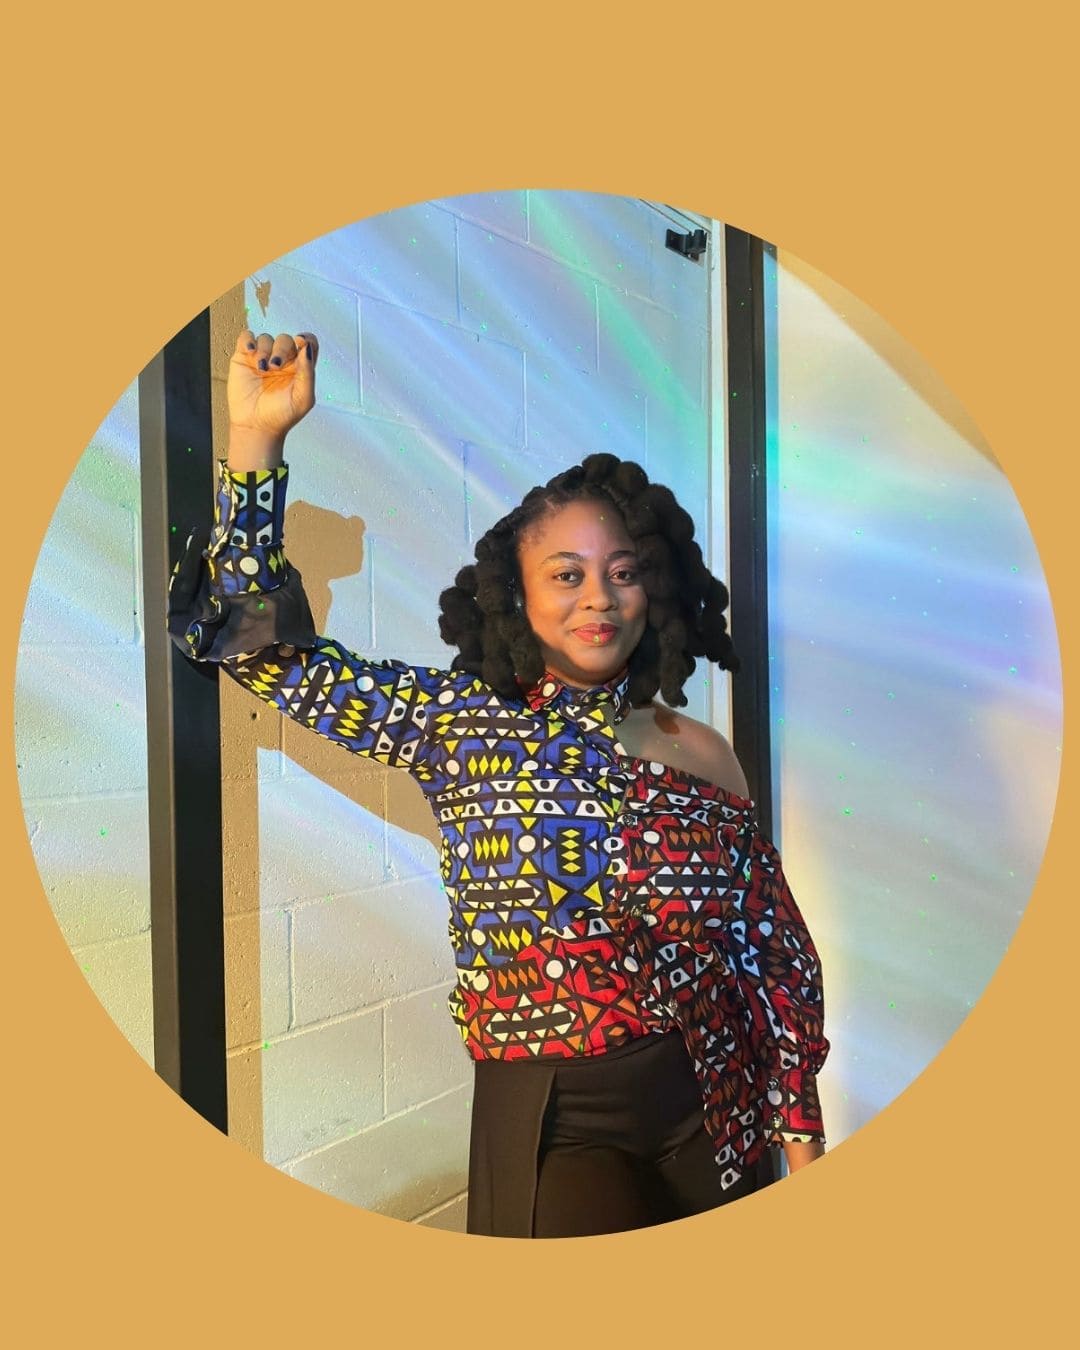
[437, 453, 740, 710]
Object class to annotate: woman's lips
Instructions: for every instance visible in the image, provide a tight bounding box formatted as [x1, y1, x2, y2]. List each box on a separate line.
[573, 624, 619, 645]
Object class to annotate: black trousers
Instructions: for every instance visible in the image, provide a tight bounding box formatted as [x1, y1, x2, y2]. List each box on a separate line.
[467, 1029, 774, 1238]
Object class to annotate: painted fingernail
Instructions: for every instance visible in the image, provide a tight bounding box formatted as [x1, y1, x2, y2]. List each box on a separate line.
[270, 356, 282, 366]
[306, 343, 313, 361]
[247, 341, 256, 350]
[258, 358, 268, 371]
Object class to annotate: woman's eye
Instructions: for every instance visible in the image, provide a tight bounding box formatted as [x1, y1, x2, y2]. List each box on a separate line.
[548, 568, 639, 584]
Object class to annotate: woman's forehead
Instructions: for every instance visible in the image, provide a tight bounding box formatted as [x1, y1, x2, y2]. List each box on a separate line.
[518, 497, 634, 559]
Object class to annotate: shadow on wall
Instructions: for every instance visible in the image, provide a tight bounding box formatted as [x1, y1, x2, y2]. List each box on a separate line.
[285, 501, 365, 637]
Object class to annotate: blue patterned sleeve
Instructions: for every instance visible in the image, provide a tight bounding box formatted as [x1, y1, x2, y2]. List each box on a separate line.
[166, 459, 453, 773]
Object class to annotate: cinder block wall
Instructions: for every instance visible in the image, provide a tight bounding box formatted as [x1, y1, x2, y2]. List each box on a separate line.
[215, 191, 718, 1230]
[16, 379, 154, 1063]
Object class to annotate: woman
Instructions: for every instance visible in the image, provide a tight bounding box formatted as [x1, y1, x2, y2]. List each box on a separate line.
[168, 328, 829, 1238]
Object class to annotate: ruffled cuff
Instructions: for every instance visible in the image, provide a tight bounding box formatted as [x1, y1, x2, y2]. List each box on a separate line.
[165, 460, 317, 662]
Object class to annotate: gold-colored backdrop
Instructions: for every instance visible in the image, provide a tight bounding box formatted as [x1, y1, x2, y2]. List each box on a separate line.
[4, 3, 1074, 1343]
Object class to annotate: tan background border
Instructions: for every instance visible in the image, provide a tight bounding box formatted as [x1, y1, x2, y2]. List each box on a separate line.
[4, 3, 1074, 1342]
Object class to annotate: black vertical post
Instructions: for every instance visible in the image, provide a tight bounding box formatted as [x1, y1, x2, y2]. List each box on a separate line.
[724, 227, 773, 844]
[724, 227, 779, 1187]
[138, 310, 228, 1132]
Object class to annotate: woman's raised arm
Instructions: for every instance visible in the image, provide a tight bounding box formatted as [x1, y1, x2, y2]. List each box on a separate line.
[165, 328, 469, 776]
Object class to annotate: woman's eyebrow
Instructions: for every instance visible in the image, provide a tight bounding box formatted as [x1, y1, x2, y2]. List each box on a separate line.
[540, 549, 638, 565]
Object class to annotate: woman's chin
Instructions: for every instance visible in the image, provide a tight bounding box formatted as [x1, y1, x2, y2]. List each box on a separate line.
[545, 648, 628, 688]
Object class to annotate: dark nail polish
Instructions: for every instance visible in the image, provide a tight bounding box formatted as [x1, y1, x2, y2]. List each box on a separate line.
[247, 341, 256, 350]
[306, 344, 313, 361]
[258, 358, 268, 371]
[270, 356, 282, 366]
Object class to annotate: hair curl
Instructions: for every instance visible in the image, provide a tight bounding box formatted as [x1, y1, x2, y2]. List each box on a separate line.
[437, 453, 740, 709]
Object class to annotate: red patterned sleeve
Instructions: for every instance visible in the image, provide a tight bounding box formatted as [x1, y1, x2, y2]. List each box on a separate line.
[722, 826, 829, 1144]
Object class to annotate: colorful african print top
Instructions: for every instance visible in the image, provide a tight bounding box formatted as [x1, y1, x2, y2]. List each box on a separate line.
[167, 460, 829, 1189]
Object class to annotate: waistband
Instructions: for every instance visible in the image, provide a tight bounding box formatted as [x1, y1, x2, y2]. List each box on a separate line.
[477, 1029, 681, 1072]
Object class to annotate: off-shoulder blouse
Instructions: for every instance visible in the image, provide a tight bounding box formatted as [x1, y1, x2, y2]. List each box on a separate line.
[167, 460, 829, 1189]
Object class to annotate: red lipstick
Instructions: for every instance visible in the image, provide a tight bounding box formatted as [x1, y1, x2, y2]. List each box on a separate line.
[574, 624, 619, 645]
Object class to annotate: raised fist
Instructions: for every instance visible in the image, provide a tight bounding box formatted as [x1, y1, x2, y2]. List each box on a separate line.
[227, 329, 320, 440]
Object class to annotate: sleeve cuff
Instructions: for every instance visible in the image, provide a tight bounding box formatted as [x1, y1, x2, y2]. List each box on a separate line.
[166, 457, 317, 660]
[207, 459, 289, 554]
[763, 1067, 826, 1143]
[200, 460, 293, 596]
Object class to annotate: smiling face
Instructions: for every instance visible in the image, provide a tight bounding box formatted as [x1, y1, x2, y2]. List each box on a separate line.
[516, 495, 648, 689]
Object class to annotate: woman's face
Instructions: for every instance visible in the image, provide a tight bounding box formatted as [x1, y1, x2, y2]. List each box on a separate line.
[517, 496, 648, 689]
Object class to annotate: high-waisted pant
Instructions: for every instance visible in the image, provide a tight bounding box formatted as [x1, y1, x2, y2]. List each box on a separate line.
[466, 1029, 774, 1238]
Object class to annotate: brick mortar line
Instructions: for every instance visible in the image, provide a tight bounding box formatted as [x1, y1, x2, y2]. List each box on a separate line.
[411, 1190, 469, 1225]
[226, 976, 458, 1052]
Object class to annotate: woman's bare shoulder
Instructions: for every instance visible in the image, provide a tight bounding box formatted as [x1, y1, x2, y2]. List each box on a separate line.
[625, 702, 750, 798]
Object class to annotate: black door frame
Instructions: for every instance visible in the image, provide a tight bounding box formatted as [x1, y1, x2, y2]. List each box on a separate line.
[139, 309, 228, 1132]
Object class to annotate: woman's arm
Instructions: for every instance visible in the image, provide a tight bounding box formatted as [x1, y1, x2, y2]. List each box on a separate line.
[723, 825, 830, 1155]
[165, 328, 463, 775]
[689, 725, 829, 1163]
[782, 1138, 826, 1174]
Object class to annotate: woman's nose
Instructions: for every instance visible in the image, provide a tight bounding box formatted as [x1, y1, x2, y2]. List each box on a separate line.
[579, 575, 618, 610]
